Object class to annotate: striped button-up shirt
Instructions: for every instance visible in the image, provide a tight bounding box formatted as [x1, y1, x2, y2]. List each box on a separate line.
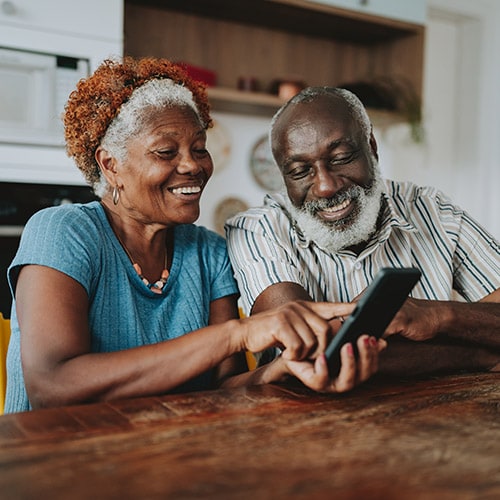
[226, 180, 500, 315]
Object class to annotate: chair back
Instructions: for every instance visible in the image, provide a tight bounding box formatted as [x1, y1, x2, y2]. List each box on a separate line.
[0, 313, 11, 414]
[238, 308, 256, 370]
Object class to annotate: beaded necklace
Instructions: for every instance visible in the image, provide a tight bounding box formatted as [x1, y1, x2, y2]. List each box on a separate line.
[132, 262, 169, 294]
[118, 235, 169, 295]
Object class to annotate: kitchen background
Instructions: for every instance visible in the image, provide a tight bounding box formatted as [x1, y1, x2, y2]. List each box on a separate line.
[0, 0, 499, 315]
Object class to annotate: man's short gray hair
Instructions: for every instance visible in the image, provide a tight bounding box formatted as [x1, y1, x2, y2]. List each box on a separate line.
[269, 87, 372, 159]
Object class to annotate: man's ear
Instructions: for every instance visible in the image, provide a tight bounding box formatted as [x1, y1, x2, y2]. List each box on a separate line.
[95, 146, 118, 186]
[369, 129, 379, 161]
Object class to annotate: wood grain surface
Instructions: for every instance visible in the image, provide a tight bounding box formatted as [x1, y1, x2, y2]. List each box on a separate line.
[0, 372, 498, 499]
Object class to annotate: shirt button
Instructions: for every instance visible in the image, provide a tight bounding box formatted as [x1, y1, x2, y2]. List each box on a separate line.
[354, 262, 362, 270]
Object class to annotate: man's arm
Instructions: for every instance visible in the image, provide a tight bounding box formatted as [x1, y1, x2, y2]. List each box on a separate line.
[377, 289, 500, 375]
[252, 282, 313, 314]
[379, 336, 500, 375]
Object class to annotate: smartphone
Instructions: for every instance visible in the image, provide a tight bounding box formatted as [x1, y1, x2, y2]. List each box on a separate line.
[325, 267, 421, 376]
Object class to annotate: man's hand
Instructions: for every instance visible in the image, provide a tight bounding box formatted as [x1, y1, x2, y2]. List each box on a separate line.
[384, 297, 444, 341]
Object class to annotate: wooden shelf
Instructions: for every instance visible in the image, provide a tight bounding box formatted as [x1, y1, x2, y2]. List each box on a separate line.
[207, 86, 406, 127]
[207, 87, 284, 116]
[367, 108, 406, 130]
[126, 0, 423, 44]
[124, 0, 424, 120]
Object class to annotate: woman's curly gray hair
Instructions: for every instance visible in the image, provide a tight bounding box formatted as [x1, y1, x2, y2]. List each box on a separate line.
[63, 56, 212, 198]
[95, 78, 202, 197]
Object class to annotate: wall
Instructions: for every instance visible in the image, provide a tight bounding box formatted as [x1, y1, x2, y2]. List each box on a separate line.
[373, 0, 500, 238]
[198, 112, 273, 232]
[1, 1, 497, 241]
[199, 0, 500, 240]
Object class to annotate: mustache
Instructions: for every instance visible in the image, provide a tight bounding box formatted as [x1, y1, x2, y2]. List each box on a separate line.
[301, 176, 379, 215]
[302, 185, 362, 214]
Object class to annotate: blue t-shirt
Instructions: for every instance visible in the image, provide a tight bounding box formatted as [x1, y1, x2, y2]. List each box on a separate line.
[5, 201, 239, 413]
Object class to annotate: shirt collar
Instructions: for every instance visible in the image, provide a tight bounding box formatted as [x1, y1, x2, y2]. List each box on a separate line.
[266, 192, 310, 248]
[379, 185, 418, 234]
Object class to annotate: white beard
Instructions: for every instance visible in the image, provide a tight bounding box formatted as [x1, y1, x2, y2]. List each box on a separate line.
[285, 170, 385, 253]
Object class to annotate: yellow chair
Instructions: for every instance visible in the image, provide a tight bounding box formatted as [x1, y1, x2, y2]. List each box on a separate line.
[239, 307, 257, 371]
[0, 313, 11, 414]
[245, 351, 257, 371]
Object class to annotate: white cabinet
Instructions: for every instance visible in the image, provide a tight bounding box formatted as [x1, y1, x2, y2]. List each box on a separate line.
[301, 0, 426, 24]
[0, 0, 123, 68]
[0, 0, 123, 185]
[0, 0, 121, 41]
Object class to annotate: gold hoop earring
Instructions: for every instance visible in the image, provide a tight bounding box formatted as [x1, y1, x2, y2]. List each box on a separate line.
[112, 185, 120, 205]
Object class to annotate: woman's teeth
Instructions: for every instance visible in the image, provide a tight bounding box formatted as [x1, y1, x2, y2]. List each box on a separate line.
[322, 199, 351, 213]
[171, 186, 201, 195]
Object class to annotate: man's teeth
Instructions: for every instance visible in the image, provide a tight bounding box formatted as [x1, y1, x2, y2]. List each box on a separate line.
[322, 199, 350, 213]
[171, 186, 201, 195]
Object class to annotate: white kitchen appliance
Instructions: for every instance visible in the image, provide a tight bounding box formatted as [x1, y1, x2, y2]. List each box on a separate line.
[0, 46, 89, 147]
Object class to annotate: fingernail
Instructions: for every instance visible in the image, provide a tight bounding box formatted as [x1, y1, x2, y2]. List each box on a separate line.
[364, 336, 370, 346]
[347, 344, 354, 356]
[370, 337, 377, 346]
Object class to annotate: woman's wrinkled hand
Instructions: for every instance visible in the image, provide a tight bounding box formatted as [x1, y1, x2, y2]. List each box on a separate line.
[239, 300, 356, 361]
[280, 334, 387, 393]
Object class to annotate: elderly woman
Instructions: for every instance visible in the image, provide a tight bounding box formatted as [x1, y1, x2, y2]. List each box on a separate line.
[5, 57, 382, 413]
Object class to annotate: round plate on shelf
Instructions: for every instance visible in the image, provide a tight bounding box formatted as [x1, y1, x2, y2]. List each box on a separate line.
[206, 119, 231, 173]
[249, 134, 284, 191]
[213, 197, 249, 236]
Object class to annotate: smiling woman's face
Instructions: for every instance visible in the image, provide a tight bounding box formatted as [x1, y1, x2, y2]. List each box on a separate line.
[115, 105, 213, 227]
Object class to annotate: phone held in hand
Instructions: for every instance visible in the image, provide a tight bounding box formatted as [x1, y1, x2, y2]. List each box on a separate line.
[325, 267, 422, 376]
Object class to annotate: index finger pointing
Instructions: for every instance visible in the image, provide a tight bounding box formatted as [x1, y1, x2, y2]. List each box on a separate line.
[303, 301, 356, 321]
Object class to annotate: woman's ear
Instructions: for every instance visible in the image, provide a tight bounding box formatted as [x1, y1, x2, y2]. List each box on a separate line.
[95, 146, 117, 186]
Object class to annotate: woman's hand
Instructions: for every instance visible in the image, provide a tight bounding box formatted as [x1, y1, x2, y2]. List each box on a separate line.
[281, 335, 386, 393]
[224, 300, 385, 393]
[238, 300, 356, 361]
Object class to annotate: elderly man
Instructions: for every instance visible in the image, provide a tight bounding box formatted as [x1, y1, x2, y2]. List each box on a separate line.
[226, 87, 500, 375]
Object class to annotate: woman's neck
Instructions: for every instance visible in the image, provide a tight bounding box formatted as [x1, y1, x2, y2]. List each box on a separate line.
[101, 200, 174, 283]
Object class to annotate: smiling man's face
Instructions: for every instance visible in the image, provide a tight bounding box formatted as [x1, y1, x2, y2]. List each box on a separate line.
[272, 94, 383, 252]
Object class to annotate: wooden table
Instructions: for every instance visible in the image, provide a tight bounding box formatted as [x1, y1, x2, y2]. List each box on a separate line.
[0, 372, 498, 499]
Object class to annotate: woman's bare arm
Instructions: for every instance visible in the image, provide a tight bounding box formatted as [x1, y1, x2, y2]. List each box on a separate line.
[16, 265, 346, 408]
